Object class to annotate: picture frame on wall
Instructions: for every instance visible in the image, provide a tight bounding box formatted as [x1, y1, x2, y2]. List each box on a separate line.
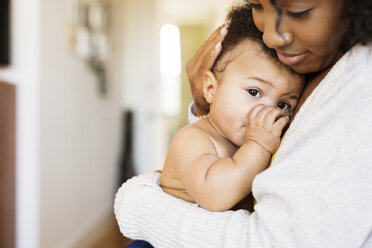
[0, 0, 10, 65]
[67, 0, 111, 95]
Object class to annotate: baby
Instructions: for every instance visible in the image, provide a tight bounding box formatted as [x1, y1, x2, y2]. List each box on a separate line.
[160, 6, 304, 211]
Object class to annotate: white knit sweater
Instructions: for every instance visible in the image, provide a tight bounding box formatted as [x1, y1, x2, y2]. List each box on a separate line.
[114, 44, 372, 248]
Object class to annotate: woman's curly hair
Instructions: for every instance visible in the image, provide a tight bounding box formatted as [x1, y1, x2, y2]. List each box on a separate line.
[342, 0, 372, 51]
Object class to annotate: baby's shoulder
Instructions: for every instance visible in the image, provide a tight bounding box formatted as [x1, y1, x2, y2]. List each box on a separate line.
[169, 121, 216, 154]
[174, 122, 212, 143]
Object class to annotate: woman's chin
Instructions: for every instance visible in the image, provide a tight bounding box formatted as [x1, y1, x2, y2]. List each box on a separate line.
[289, 63, 313, 74]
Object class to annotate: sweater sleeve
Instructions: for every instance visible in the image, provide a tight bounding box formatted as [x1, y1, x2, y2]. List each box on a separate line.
[114, 172, 277, 248]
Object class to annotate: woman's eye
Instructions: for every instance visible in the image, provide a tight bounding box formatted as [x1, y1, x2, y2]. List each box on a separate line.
[287, 9, 311, 18]
[248, 89, 261, 97]
[278, 102, 289, 110]
[249, 3, 263, 11]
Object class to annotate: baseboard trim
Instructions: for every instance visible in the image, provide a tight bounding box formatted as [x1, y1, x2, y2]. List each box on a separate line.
[56, 207, 112, 248]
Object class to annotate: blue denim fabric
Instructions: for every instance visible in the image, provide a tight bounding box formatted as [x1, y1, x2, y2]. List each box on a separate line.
[127, 240, 154, 248]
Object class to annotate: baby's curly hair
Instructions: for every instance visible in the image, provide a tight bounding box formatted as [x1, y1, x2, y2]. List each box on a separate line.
[200, 5, 290, 114]
[212, 4, 277, 74]
[195, 5, 282, 114]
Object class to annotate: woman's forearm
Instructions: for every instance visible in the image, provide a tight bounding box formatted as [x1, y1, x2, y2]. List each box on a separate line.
[114, 173, 276, 248]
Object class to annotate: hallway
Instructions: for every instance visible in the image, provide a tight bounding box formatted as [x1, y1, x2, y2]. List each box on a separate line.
[0, 0, 231, 247]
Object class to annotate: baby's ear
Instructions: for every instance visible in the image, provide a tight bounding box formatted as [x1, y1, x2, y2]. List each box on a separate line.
[203, 71, 218, 104]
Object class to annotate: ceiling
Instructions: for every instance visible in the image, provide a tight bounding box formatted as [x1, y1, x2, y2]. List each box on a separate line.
[160, 0, 241, 25]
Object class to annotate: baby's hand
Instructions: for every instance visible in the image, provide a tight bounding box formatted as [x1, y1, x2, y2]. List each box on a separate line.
[245, 104, 289, 154]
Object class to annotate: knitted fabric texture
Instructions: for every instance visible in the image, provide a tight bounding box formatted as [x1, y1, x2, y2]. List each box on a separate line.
[114, 44, 372, 248]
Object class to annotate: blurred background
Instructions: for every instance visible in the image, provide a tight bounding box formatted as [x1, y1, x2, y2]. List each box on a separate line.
[0, 0, 237, 247]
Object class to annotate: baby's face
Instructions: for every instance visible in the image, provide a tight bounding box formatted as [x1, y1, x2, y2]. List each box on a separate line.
[208, 40, 304, 146]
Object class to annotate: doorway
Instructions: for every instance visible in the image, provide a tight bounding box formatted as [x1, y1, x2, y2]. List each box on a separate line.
[0, 81, 16, 248]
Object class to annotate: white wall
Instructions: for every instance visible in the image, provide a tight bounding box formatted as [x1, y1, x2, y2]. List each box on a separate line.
[117, 0, 233, 174]
[117, 0, 233, 175]
[1, 0, 122, 247]
[0, 0, 41, 247]
[119, 0, 167, 174]
[39, 0, 121, 247]
[0, 0, 238, 247]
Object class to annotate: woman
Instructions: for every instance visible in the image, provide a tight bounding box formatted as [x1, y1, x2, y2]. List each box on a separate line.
[115, 0, 372, 247]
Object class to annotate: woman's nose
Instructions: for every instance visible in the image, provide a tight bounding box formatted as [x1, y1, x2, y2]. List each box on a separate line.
[262, 16, 293, 49]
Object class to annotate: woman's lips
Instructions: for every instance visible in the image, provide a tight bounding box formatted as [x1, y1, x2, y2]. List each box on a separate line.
[277, 52, 308, 66]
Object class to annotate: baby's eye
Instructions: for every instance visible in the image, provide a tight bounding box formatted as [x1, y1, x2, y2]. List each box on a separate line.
[248, 89, 261, 97]
[278, 102, 290, 110]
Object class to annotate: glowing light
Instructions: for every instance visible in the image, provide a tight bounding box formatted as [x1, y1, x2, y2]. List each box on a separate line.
[159, 24, 182, 116]
[160, 24, 181, 77]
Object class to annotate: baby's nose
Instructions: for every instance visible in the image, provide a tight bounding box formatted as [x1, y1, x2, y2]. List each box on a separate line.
[260, 99, 276, 108]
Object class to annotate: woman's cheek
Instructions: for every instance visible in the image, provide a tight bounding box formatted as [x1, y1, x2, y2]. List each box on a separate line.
[252, 11, 264, 32]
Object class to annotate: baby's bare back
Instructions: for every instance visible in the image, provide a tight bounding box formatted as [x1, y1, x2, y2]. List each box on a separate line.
[160, 157, 195, 202]
[159, 118, 238, 204]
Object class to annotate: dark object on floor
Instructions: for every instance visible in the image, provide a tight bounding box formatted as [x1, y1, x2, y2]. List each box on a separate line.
[0, 82, 16, 248]
[118, 110, 135, 186]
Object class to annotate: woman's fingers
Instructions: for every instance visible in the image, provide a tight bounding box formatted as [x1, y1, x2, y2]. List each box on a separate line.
[200, 22, 229, 54]
[198, 23, 229, 68]
[186, 22, 230, 116]
[186, 22, 229, 74]
[201, 24, 228, 70]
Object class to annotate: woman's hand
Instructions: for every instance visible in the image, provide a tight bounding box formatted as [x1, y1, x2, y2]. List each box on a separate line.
[186, 22, 230, 116]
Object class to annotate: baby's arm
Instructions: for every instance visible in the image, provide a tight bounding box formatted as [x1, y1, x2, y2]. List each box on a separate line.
[172, 105, 288, 212]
